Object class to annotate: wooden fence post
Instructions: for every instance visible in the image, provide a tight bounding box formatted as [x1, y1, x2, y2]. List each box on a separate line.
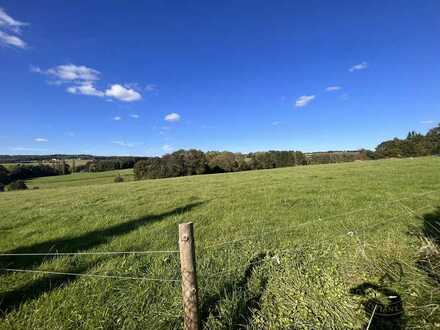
[179, 222, 199, 330]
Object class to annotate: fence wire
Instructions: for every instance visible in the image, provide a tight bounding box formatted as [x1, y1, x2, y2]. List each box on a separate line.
[199, 190, 438, 251]
[0, 268, 180, 282]
[0, 250, 179, 257]
[199, 202, 435, 280]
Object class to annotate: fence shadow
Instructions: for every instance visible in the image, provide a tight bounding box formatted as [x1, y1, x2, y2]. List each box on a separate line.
[418, 207, 440, 284]
[0, 202, 204, 271]
[200, 252, 268, 329]
[0, 262, 98, 316]
[0, 202, 204, 315]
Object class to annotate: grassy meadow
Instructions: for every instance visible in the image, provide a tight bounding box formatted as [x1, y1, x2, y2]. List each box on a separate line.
[26, 168, 134, 189]
[1, 159, 92, 171]
[1, 157, 440, 329]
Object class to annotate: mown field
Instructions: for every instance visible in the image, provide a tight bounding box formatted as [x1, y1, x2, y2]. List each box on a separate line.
[1, 157, 440, 329]
[26, 168, 134, 189]
[1, 159, 92, 170]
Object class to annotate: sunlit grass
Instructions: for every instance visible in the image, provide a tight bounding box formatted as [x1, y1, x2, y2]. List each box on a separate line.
[1, 157, 439, 329]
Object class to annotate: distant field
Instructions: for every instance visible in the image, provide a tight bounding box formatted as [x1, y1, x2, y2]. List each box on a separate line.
[1, 162, 40, 169]
[1, 159, 92, 170]
[1, 157, 439, 329]
[26, 168, 134, 189]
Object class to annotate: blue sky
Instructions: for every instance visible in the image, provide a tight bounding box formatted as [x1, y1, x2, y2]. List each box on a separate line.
[1, 1, 439, 156]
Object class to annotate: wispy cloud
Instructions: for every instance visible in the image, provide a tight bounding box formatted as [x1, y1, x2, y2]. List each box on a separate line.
[33, 64, 142, 102]
[0, 7, 28, 49]
[112, 140, 134, 148]
[129, 114, 140, 119]
[145, 84, 159, 92]
[349, 62, 368, 72]
[164, 112, 181, 122]
[162, 144, 173, 152]
[0, 31, 26, 48]
[113, 116, 121, 121]
[272, 121, 280, 126]
[33, 64, 100, 82]
[325, 86, 342, 92]
[420, 120, 435, 124]
[34, 137, 48, 142]
[67, 83, 104, 97]
[295, 95, 315, 108]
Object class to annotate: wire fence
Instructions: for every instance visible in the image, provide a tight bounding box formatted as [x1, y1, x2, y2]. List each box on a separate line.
[199, 189, 438, 251]
[0, 250, 179, 257]
[0, 268, 180, 282]
[0, 189, 439, 328]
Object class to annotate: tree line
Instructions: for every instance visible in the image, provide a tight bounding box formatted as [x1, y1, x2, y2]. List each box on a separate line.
[134, 123, 439, 181]
[1, 123, 438, 188]
[133, 149, 369, 180]
[78, 158, 140, 173]
[375, 125, 440, 158]
[0, 164, 66, 191]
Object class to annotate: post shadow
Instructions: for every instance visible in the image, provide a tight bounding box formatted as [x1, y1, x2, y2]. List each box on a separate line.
[0, 201, 204, 315]
[199, 252, 269, 329]
[417, 207, 440, 283]
[0, 202, 204, 271]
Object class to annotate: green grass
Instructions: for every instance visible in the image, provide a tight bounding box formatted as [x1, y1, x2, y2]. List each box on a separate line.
[26, 168, 134, 189]
[1, 159, 92, 170]
[1, 157, 440, 329]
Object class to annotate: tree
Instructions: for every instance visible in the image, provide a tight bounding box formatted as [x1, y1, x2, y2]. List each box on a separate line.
[134, 158, 165, 180]
[6, 180, 28, 191]
[114, 174, 124, 183]
[207, 152, 239, 172]
[0, 165, 10, 185]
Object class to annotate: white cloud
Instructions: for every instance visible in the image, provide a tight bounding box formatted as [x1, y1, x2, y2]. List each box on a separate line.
[113, 116, 121, 121]
[349, 62, 368, 72]
[34, 137, 48, 142]
[33, 64, 143, 102]
[35, 64, 101, 83]
[67, 83, 104, 97]
[129, 114, 140, 119]
[105, 84, 142, 102]
[0, 30, 26, 48]
[112, 141, 134, 147]
[0, 8, 28, 49]
[295, 95, 315, 108]
[420, 120, 434, 124]
[162, 144, 173, 152]
[0, 7, 27, 33]
[164, 112, 181, 122]
[325, 86, 342, 92]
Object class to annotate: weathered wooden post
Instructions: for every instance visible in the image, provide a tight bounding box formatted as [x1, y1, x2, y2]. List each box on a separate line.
[179, 222, 199, 330]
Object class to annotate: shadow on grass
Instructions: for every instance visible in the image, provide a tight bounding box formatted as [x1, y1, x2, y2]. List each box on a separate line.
[349, 207, 440, 329]
[200, 252, 268, 329]
[350, 281, 404, 330]
[0, 202, 203, 270]
[418, 207, 440, 284]
[350, 261, 405, 329]
[0, 201, 204, 315]
[0, 262, 98, 316]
